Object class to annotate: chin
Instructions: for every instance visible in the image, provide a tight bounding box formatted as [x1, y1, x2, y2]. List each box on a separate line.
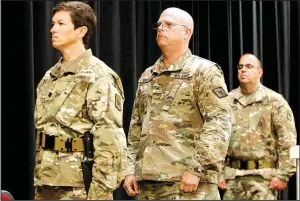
[239, 80, 250, 85]
[157, 42, 168, 49]
[52, 42, 58, 48]
[52, 42, 62, 50]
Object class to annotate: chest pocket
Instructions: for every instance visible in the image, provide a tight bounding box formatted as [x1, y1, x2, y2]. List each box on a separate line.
[35, 79, 59, 121]
[160, 73, 195, 120]
[55, 80, 89, 126]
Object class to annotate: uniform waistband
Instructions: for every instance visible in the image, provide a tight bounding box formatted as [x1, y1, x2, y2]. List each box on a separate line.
[226, 157, 276, 170]
[139, 180, 175, 186]
[38, 132, 84, 152]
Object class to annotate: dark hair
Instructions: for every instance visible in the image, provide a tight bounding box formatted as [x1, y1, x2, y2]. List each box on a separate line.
[53, 1, 97, 45]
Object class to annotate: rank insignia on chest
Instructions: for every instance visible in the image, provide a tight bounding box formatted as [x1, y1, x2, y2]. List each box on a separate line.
[212, 87, 228, 99]
[115, 94, 122, 111]
[51, 66, 61, 77]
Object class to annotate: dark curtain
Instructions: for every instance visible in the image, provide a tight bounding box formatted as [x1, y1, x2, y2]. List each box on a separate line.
[1, 1, 299, 200]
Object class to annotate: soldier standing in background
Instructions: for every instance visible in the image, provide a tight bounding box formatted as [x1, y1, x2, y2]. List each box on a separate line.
[218, 53, 297, 200]
[34, 1, 127, 200]
[123, 7, 231, 200]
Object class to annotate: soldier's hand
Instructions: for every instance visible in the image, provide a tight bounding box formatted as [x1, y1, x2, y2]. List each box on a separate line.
[123, 174, 139, 196]
[269, 177, 287, 190]
[218, 179, 227, 189]
[180, 171, 200, 192]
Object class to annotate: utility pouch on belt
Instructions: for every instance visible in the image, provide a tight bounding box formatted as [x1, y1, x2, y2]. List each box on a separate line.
[81, 131, 94, 194]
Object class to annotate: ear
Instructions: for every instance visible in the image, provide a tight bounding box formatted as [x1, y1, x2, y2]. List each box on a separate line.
[185, 28, 192, 39]
[258, 68, 263, 77]
[76, 26, 88, 39]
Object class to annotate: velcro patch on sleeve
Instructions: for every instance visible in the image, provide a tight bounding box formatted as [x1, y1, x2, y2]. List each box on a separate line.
[212, 87, 228, 99]
[115, 94, 122, 111]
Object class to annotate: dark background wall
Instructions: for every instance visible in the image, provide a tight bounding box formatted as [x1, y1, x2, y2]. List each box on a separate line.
[1, 1, 299, 200]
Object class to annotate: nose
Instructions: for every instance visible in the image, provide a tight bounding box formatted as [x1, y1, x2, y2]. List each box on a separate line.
[50, 24, 57, 33]
[241, 66, 247, 72]
[157, 23, 164, 31]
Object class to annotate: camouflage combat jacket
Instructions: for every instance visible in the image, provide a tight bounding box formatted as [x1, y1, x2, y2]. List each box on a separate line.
[225, 84, 296, 181]
[126, 50, 231, 184]
[34, 49, 127, 199]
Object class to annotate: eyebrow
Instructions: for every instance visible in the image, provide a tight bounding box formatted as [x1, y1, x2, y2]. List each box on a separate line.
[157, 20, 176, 23]
[52, 19, 66, 23]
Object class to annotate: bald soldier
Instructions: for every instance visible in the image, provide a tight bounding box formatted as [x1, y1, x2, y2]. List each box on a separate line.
[218, 54, 297, 200]
[123, 7, 231, 200]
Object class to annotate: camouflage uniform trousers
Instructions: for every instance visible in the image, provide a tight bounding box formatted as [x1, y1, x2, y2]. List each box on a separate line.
[138, 181, 220, 200]
[223, 175, 278, 200]
[34, 186, 87, 200]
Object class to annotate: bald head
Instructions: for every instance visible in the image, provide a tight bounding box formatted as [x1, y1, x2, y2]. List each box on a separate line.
[160, 7, 194, 36]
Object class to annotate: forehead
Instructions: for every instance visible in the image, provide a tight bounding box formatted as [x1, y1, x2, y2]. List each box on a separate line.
[158, 11, 180, 22]
[52, 10, 72, 22]
[239, 55, 258, 65]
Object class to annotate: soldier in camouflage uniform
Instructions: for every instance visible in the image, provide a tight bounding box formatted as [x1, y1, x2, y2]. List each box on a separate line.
[34, 1, 127, 200]
[218, 53, 297, 200]
[123, 7, 231, 200]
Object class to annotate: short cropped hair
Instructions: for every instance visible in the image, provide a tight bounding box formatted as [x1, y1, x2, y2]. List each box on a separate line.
[53, 1, 97, 45]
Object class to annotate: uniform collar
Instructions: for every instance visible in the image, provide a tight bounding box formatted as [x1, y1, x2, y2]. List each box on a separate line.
[151, 49, 192, 75]
[234, 84, 264, 106]
[50, 49, 92, 78]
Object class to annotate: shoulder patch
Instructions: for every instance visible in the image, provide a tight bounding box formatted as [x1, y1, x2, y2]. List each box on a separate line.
[115, 94, 122, 111]
[212, 87, 228, 99]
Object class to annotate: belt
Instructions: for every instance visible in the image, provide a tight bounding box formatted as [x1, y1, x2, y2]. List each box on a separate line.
[139, 180, 176, 187]
[38, 132, 84, 152]
[226, 157, 276, 170]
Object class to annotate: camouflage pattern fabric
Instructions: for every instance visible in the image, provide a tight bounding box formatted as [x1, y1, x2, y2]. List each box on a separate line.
[35, 186, 114, 200]
[221, 84, 297, 200]
[225, 85, 297, 180]
[35, 186, 87, 200]
[126, 49, 231, 186]
[138, 182, 220, 200]
[223, 175, 277, 200]
[34, 49, 127, 199]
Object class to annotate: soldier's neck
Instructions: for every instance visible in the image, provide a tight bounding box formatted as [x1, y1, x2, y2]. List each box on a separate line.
[161, 48, 188, 68]
[60, 43, 86, 63]
[240, 82, 260, 95]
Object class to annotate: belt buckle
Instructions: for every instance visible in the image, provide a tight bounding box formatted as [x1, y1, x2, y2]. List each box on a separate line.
[258, 160, 273, 169]
[54, 137, 73, 152]
[54, 137, 66, 151]
[72, 138, 84, 152]
[247, 160, 257, 169]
